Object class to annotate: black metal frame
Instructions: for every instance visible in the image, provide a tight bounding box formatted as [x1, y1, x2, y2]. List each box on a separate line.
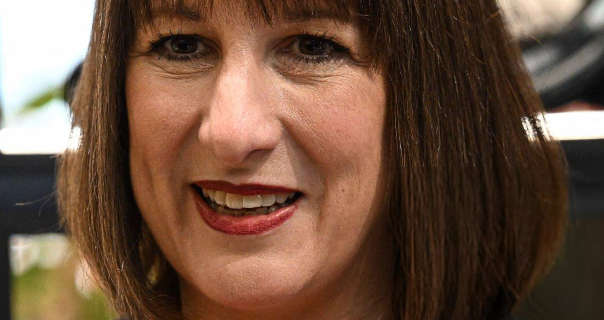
[564, 140, 604, 219]
[0, 154, 60, 320]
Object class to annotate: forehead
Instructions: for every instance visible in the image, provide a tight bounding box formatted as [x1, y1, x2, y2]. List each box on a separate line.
[130, 0, 358, 28]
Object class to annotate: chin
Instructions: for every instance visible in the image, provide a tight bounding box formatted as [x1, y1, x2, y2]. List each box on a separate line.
[185, 256, 318, 311]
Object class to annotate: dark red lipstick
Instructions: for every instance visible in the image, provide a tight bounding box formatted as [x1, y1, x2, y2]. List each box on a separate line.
[192, 180, 301, 235]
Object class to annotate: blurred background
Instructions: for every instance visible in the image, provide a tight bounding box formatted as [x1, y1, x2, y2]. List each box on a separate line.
[0, 0, 603, 319]
[0, 1, 118, 319]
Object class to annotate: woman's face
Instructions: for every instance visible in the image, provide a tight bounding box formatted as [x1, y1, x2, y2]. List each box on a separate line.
[126, 2, 389, 317]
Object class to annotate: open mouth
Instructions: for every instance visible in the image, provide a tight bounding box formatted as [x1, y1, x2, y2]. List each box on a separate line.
[191, 184, 303, 217]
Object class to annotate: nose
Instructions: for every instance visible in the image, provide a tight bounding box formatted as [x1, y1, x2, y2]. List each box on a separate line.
[199, 59, 281, 168]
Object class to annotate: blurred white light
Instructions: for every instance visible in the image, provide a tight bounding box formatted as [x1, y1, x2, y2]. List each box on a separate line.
[0, 126, 72, 154]
[9, 235, 40, 276]
[585, 0, 604, 30]
[66, 126, 82, 152]
[9, 234, 71, 276]
[0, 101, 74, 154]
[37, 234, 71, 270]
[524, 111, 604, 141]
[544, 111, 604, 140]
[498, 0, 586, 38]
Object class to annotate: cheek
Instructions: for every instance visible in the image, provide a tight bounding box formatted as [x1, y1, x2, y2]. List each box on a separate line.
[125, 69, 206, 178]
[284, 75, 386, 235]
[125, 66, 209, 240]
[285, 75, 386, 180]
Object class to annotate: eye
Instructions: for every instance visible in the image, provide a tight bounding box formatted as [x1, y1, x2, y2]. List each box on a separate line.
[169, 36, 200, 54]
[284, 34, 350, 64]
[296, 36, 335, 56]
[150, 34, 213, 61]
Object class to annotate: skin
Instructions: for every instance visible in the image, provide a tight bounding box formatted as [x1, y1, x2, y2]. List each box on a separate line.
[126, 3, 393, 319]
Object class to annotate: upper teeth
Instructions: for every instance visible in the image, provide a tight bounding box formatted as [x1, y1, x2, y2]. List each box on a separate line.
[202, 189, 295, 210]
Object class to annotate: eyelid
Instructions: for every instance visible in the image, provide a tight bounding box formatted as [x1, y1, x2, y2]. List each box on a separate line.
[275, 33, 352, 67]
[148, 33, 216, 58]
[287, 31, 373, 67]
[151, 34, 189, 49]
[280, 31, 348, 50]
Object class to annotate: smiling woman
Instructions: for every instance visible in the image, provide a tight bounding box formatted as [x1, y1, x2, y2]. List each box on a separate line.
[58, 1, 567, 320]
[127, 2, 388, 318]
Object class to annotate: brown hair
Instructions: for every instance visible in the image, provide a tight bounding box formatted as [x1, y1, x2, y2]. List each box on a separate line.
[58, 0, 567, 319]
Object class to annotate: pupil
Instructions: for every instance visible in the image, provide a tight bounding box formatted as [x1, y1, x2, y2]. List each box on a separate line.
[171, 37, 197, 54]
[299, 37, 330, 56]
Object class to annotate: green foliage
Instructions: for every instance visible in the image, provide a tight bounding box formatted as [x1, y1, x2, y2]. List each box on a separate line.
[12, 264, 116, 320]
[80, 291, 116, 320]
[19, 86, 64, 115]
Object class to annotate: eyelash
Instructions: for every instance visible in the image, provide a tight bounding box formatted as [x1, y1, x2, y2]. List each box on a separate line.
[285, 33, 350, 65]
[149, 33, 210, 62]
[147, 32, 350, 65]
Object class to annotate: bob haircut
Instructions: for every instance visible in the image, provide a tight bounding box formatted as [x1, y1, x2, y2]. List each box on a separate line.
[58, 0, 568, 319]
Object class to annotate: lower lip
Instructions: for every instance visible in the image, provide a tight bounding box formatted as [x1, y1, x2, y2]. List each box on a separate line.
[193, 190, 298, 235]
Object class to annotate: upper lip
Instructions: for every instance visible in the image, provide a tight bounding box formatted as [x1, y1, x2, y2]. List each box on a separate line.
[193, 180, 300, 196]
